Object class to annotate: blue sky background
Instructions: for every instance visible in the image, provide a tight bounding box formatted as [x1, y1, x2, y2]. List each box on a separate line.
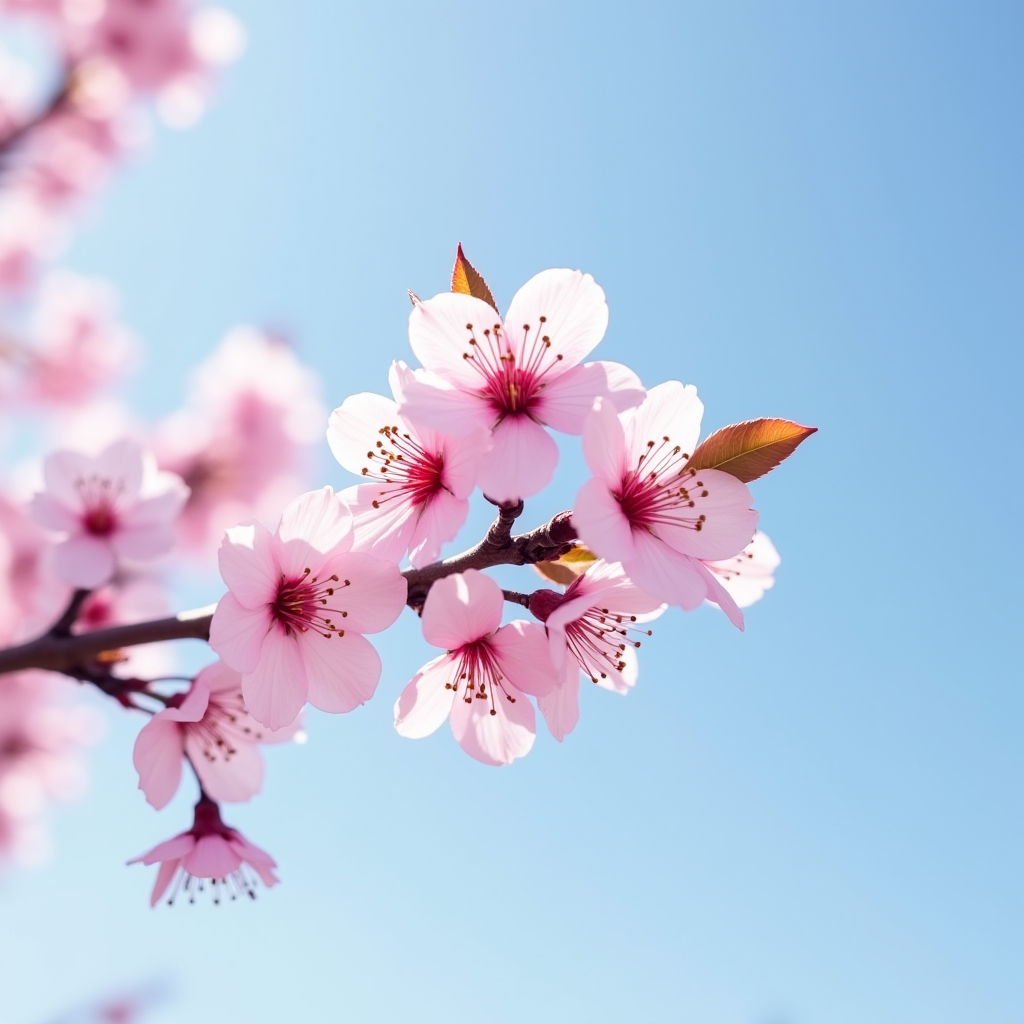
[1, 1, 1022, 1022]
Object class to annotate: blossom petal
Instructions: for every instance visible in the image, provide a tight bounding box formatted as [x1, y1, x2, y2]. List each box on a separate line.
[209, 593, 271, 674]
[130, 832, 195, 866]
[625, 532, 710, 611]
[581, 397, 628, 484]
[323, 551, 406, 634]
[326, 391, 402, 478]
[121, 485, 188, 527]
[301, 630, 381, 714]
[95, 438, 144, 500]
[341, 482, 417, 565]
[149, 858, 181, 907]
[133, 718, 185, 810]
[110, 522, 176, 561]
[623, 381, 704, 463]
[537, 666, 580, 742]
[398, 372, 495, 437]
[42, 449, 94, 509]
[421, 569, 503, 650]
[571, 477, 635, 563]
[475, 415, 558, 502]
[218, 520, 278, 608]
[184, 834, 242, 879]
[394, 652, 457, 739]
[407, 489, 470, 569]
[449, 678, 535, 766]
[240, 629, 308, 730]
[409, 291, 503, 389]
[534, 361, 645, 435]
[489, 620, 560, 697]
[504, 269, 608, 370]
[696, 559, 745, 630]
[704, 530, 780, 609]
[53, 534, 115, 588]
[228, 836, 279, 887]
[439, 428, 491, 500]
[187, 733, 264, 803]
[28, 492, 78, 532]
[275, 487, 353, 578]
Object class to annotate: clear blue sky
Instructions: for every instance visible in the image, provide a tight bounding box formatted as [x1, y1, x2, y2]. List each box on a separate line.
[2, 2, 1022, 1022]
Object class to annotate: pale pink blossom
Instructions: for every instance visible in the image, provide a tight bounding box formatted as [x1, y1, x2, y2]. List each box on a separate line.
[154, 327, 325, 558]
[328, 361, 489, 567]
[394, 569, 560, 765]
[703, 530, 780, 609]
[573, 383, 758, 628]
[133, 660, 298, 810]
[209, 486, 406, 730]
[0, 495, 59, 643]
[529, 560, 665, 741]
[128, 797, 278, 907]
[398, 269, 645, 501]
[29, 438, 189, 588]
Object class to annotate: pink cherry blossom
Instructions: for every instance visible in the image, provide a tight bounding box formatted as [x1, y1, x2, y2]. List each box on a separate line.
[29, 438, 189, 589]
[209, 486, 406, 730]
[703, 530, 781, 609]
[398, 268, 646, 502]
[328, 360, 489, 568]
[128, 797, 278, 907]
[572, 383, 759, 628]
[394, 569, 560, 765]
[133, 660, 299, 810]
[528, 560, 665, 741]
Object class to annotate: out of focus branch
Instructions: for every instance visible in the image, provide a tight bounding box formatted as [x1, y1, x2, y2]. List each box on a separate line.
[0, 68, 73, 171]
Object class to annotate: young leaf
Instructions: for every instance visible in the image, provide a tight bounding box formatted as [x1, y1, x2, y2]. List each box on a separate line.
[451, 243, 498, 311]
[684, 419, 817, 483]
[532, 544, 598, 586]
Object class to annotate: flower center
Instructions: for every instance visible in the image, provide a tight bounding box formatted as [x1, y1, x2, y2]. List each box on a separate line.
[444, 639, 516, 717]
[75, 474, 123, 536]
[615, 436, 708, 534]
[187, 688, 263, 764]
[364, 424, 446, 510]
[459, 317, 564, 419]
[565, 607, 652, 683]
[164, 865, 264, 906]
[271, 568, 350, 639]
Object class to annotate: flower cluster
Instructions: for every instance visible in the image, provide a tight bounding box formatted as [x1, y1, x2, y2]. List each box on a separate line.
[0, 244, 814, 904]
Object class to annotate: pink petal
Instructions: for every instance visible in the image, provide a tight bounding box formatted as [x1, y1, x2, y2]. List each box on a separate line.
[571, 477, 636, 563]
[439, 428, 491, 500]
[53, 534, 116, 588]
[421, 569, 503, 650]
[489, 620, 560, 697]
[183, 834, 242, 879]
[131, 832, 195, 866]
[406, 489, 469, 569]
[198, 659, 245, 696]
[95, 438, 144, 500]
[475, 415, 558, 502]
[149, 858, 181, 906]
[301, 630, 381, 714]
[218, 521, 278, 609]
[121, 485, 188, 527]
[448, 678, 535, 766]
[409, 291, 503, 389]
[581, 396, 627, 482]
[625, 532, 710, 611]
[563, 560, 666, 620]
[28, 492, 78, 532]
[161, 674, 211, 723]
[133, 718, 185, 810]
[503, 268, 608, 370]
[326, 391, 402, 477]
[110, 522, 176, 561]
[534, 361, 644, 435]
[322, 550, 406, 634]
[703, 530, 780, 609]
[209, 593, 271, 674]
[696, 559, 745, 630]
[241, 628, 308, 730]
[537, 666, 580, 742]
[188, 734, 264, 803]
[275, 487, 353, 578]
[398, 372, 495, 437]
[43, 449, 94, 509]
[228, 836, 279, 887]
[593, 641, 639, 694]
[623, 381, 704, 463]
[341, 482, 418, 565]
[653, 468, 758, 561]
[394, 652, 458, 739]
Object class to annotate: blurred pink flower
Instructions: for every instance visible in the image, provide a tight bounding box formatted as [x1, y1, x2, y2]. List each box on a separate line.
[133, 660, 299, 810]
[328, 360, 489, 568]
[399, 268, 645, 501]
[703, 529, 781, 610]
[573, 383, 758, 628]
[394, 569, 559, 765]
[529, 560, 665, 742]
[29, 437, 189, 588]
[209, 486, 406, 730]
[128, 797, 278, 907]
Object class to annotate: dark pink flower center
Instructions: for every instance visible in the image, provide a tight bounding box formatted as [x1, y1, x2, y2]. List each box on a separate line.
[564, 606, 652, 684]
[460, 317, 564, 419]
[186, 687, 263, 764]
[446, 638, 516, 717]
[271, 568, 351, 639]
[615, 436, 708, 534]
[75, 474, 123, 536]
[363, 424, 446, 510]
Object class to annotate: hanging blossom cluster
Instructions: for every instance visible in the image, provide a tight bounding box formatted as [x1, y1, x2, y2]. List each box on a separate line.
[0, 240, 814, 906]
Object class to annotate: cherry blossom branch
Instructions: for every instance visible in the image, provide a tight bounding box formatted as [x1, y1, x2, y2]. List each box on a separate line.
[0, 69, 72, 171]
[0, 508, 578, 677]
